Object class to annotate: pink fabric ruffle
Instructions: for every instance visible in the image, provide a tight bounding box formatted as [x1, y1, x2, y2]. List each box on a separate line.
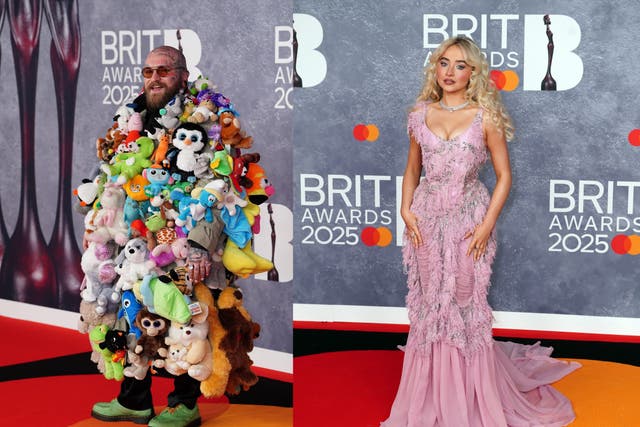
[381, 341, 580, 427]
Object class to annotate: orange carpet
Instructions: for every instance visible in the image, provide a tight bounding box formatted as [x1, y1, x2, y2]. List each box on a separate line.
[553, 358, 640, 426]
[294, 350, 640, 426]
[70, 403, 292, 426]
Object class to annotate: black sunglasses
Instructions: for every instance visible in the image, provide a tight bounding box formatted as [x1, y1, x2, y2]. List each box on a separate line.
[141, 65, 184, 78]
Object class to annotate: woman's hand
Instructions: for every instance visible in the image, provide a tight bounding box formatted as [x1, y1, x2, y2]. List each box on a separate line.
[402, 208, 422, 247]
[465, 221, 492, 261]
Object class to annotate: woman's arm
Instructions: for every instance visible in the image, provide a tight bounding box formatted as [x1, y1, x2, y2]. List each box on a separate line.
[466, 116, 512, 260]
[401, 133, 424, 246]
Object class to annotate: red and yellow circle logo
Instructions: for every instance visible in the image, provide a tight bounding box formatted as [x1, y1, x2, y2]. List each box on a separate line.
[611, 234, 640, 255]
[490, 70, 519, 91]
[361, 226, 392, 247]
[353, 124, 379, 142]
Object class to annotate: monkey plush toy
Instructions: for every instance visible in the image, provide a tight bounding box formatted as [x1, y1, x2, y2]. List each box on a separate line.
[133, 308, 169, 359]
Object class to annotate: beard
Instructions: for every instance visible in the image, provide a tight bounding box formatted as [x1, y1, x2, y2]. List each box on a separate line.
[145, 83, 181, 110]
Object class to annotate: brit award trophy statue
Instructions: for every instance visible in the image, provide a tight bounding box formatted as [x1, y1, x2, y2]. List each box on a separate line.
[541, 14, 557, 91]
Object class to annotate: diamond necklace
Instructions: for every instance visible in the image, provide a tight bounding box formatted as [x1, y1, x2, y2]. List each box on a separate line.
[439, 99, 469, 112]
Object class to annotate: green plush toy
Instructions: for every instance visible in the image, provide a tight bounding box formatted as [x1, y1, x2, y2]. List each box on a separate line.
[89, 324, 127, 381]
[138, 271, 192, 324]
[107, 137, 155, 185]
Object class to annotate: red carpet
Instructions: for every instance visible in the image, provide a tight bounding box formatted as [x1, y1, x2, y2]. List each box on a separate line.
[0, 316, 291, 426]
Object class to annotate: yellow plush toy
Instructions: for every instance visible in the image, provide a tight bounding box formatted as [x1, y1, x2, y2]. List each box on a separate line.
[193, 282, 232, 397]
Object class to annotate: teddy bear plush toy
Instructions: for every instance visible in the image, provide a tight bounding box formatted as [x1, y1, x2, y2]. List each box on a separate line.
[188, 98, 218, 125]
[160, 303, 212, 381]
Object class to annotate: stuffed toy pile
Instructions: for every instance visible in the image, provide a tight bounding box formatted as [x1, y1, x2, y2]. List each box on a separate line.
[76, 76, 273, 397]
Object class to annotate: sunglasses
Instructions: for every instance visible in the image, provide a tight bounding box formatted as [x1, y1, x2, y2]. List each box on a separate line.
[141, 65, 184, 78]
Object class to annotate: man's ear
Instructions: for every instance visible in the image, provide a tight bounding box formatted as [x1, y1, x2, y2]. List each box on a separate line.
[182, 71, 190, 89]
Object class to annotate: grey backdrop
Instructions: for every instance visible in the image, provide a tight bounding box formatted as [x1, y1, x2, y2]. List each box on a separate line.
[0, 0, 293, 354]
[293, 0, 640, 318]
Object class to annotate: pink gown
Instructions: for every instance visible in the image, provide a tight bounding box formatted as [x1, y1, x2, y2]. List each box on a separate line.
[381, 102, 580, 427]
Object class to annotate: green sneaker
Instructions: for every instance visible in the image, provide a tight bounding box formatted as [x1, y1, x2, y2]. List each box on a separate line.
[91, 399, 154, 424]
[148, 403, 201, 427]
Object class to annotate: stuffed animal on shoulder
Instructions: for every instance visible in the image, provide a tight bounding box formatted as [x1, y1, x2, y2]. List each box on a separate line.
[188, 98, 218, 125]
[157, 96, 182, 130]
[218, 109, 252, 149]
[166, 122, 209, 183]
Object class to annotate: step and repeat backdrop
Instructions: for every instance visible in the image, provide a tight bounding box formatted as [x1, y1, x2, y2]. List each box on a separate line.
[293, 0, 640, 330]
[0, 0, 293, 366]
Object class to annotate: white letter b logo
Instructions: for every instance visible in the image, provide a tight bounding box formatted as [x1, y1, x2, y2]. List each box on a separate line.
[293, 13, 327, 88]
[523, 15, 583, 91]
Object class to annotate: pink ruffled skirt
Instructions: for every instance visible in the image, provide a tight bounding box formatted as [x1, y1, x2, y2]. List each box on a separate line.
[381, 340, 580, 427]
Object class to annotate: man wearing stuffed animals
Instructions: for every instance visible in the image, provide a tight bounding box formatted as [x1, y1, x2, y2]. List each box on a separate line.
[90, 45, 217, 427]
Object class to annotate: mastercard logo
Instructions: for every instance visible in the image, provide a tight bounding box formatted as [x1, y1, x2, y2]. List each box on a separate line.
[361, 226, 392, 247]
[611, 234, 640, 255]
[490, 70, 519, 92]
[353, 124, 379, 142]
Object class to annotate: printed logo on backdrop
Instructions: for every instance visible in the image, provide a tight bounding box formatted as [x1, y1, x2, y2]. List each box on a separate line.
[101, 29, 202, 105]
[548, 179, 640, 255]
[423, 14, 583, 91]
[299, 173, 397, 247]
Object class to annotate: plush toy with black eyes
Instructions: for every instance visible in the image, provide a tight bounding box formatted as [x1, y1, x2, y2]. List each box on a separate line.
[133, 308, 169, 359]
[166, 122, 209, 183]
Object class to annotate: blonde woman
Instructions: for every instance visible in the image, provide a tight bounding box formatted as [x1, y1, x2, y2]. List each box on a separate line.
[381, 36, 579, 426]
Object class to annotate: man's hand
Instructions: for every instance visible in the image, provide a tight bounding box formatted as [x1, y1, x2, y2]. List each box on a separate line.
[187, 245, 211, 283]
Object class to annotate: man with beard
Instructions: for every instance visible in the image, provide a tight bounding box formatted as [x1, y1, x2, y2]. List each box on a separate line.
[91, 46, 211, 427]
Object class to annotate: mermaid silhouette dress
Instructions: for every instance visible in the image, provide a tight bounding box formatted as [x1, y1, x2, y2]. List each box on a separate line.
[381, 102, 580, 427]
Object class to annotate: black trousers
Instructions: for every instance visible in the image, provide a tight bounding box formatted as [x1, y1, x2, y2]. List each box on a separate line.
[117, 371, 201, 410]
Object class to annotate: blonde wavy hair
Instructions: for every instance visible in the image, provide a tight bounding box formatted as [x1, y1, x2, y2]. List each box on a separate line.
[417, 36, 514, 141]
